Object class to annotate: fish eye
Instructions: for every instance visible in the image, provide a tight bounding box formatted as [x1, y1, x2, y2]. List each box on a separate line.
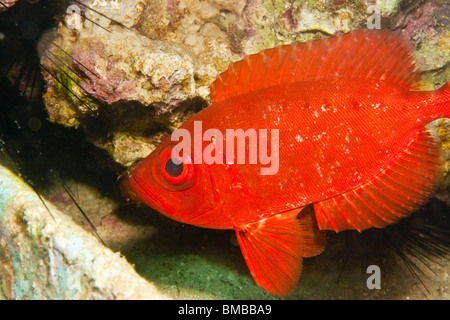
[164, 158, 184, 177]
[156, 145, 196, 190]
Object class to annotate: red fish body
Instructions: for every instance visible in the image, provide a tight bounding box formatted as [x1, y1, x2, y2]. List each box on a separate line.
[124, 30, 450, 295]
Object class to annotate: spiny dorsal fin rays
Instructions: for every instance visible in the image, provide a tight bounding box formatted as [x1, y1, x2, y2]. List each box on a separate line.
[211, 30, 420, 104]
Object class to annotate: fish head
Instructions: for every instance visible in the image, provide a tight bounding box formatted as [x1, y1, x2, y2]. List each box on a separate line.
[122, 137, 229, 228]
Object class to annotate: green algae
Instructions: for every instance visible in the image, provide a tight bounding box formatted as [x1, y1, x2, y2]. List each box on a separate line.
[375, 0, 400, 15]
[43, 60, 100, 129]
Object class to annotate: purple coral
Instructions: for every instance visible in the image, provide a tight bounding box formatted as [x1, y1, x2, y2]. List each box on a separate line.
[399, 1, 436, 41]
[72, 42, 137, 104]
[280, 2, 299, 32]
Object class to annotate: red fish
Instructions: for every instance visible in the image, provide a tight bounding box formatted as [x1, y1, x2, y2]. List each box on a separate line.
[122, 30, 450, 295]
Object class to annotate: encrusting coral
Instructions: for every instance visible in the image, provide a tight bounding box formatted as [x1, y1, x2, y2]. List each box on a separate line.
[40, 0, 449, 186]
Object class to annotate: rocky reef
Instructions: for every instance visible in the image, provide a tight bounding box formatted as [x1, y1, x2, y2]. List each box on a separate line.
[1, 0, 449, 300]
[0, 0, 19, 12]
[40, 0, 449, 169]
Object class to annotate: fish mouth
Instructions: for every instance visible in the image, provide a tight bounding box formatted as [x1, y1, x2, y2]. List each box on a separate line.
[129, 174, 198, 225]
[120, 174, 142, 203]
[123, 167, 229, 229]
[128, 175, 166, 213]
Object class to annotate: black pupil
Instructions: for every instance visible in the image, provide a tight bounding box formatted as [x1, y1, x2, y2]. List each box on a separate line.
[165, 158, 184, 177]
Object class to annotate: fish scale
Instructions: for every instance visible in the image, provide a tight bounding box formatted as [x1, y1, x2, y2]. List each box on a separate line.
[123, 30, 450, 295]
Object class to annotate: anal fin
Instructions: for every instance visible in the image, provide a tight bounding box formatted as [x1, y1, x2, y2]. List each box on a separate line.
[314, 129, 444, 232]
[298, 205, 327, 258]
[234, 206, 327, 295]
[234, 208, 303, 296]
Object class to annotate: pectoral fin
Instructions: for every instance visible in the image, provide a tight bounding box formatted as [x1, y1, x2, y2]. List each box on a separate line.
[235, 208, 313, 295]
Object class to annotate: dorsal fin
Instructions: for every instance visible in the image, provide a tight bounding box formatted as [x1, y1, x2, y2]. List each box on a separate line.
[211, 30, 420, 103]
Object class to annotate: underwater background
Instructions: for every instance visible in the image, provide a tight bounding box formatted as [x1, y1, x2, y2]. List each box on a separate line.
[0, 0, 449, 299]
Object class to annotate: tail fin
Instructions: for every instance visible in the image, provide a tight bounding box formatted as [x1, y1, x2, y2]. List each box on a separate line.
[413, 81, 450, 120]
[435, 82, 450, 118]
